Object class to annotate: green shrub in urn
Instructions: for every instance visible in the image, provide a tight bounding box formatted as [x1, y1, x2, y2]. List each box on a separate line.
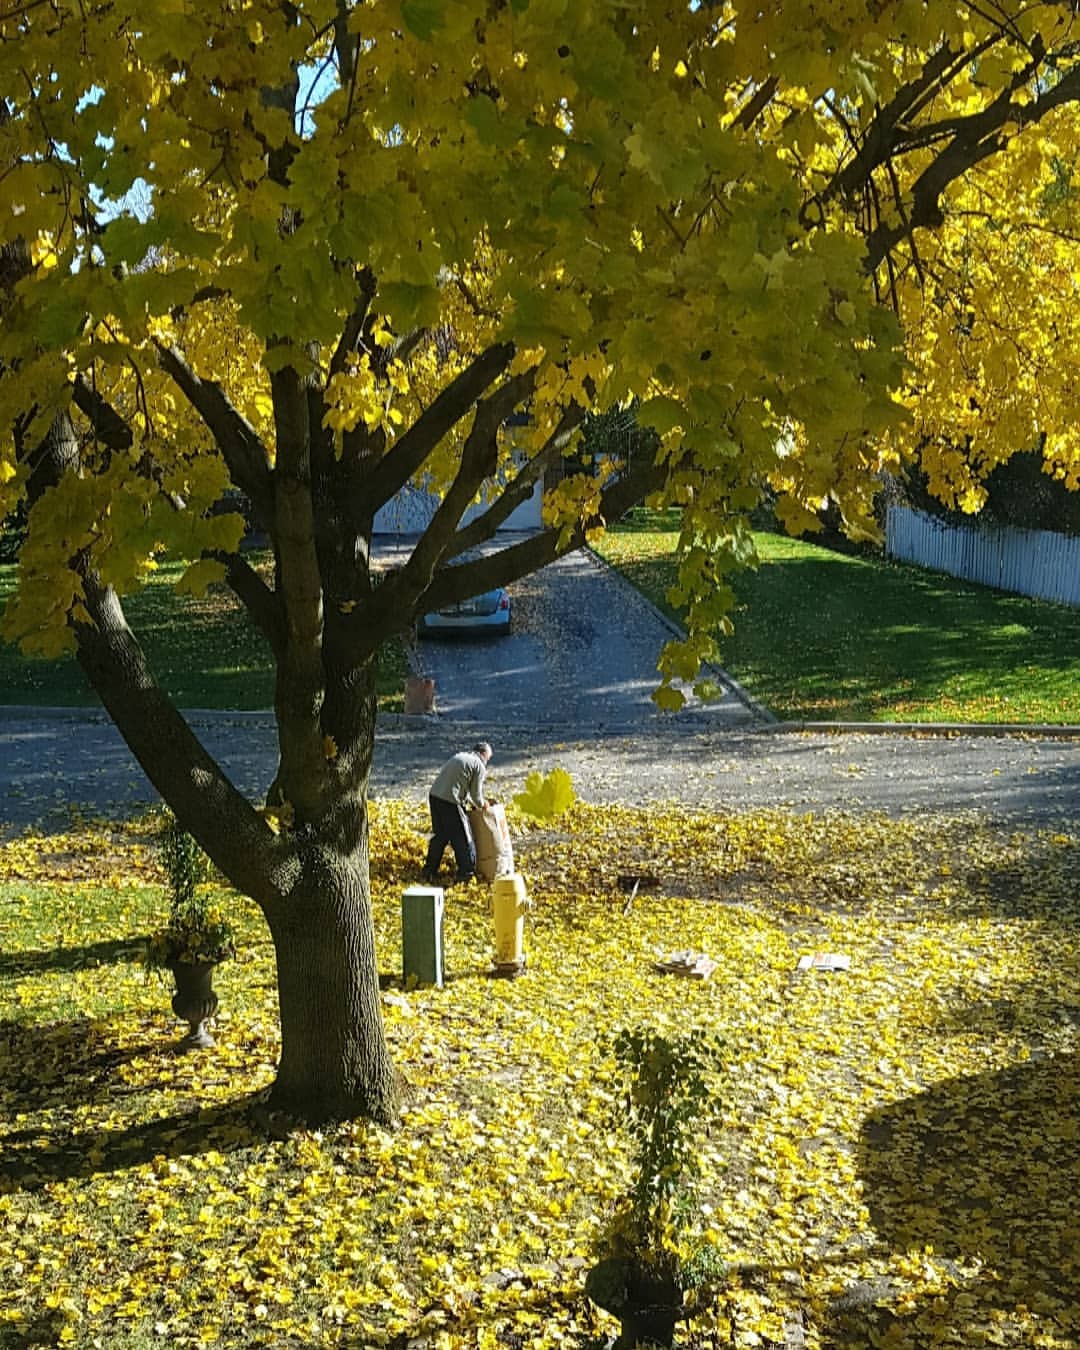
[146, 814, 235, 969]
[586, 1026, 726, 1349]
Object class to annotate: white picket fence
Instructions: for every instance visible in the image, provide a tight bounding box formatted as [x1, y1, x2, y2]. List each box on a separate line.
[885, 506, 1080, 608]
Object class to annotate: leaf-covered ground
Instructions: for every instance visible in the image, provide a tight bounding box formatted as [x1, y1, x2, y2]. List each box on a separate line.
[1, 802, 1077, 1349]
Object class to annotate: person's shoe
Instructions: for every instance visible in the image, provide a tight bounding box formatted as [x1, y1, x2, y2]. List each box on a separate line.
[454, 871, 476, 886]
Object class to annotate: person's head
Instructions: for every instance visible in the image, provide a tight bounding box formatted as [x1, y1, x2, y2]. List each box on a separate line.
[473, 741, 492, 763]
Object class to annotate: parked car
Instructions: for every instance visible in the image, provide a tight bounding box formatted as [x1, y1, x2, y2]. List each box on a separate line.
[417, 587, 512, 637]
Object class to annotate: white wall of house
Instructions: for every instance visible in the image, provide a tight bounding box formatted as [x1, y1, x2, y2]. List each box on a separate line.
[372, 483, 439, 534]
[373, 475, 543, 534]
[462, 478, 543, 531]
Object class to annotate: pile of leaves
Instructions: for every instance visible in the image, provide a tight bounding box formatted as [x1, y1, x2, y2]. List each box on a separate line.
[1, 800, 1077, 1349]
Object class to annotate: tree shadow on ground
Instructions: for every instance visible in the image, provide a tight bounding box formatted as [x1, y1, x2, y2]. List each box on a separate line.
[947, 829, 1080, 927]
[931, 977, 1080, 1053]
[0, 1311, 73, 1350]
[0, 935, 145, 979]
[846, 1051, 1079, 1345]
[0, 1016, 271, 1191]
[344, 1291, 594, 1350]
[0, 1085, 270, 1196]
[0, 1016, 153, 1115]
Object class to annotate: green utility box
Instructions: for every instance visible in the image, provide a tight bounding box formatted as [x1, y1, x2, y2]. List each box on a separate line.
[401, 885, 445, 988]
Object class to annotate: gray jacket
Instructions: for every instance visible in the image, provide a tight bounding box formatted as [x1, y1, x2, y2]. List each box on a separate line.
[430, 750, 487, 809]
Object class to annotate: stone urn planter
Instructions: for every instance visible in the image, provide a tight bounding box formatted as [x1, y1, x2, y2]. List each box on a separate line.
[167, 959, 220, 1051]
[585, 1253, 682, 1349]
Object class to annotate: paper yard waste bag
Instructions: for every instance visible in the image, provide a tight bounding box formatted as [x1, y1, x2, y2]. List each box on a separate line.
[469, 803, 514, 881]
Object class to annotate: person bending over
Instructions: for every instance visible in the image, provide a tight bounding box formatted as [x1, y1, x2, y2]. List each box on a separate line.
[422, 741, 492, 885]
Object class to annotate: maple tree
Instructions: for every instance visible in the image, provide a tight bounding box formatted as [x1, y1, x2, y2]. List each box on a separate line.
[3, 1, 1080, 1123]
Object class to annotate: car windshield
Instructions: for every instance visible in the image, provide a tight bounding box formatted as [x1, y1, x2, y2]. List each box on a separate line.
[437, 589, 503, 615]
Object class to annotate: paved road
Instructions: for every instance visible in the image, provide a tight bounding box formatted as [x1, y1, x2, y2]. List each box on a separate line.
[0, 544, 1077, 836]
[1, 707, 1078, 838]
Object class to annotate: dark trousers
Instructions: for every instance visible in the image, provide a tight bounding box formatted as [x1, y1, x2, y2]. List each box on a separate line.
[425, 795, 476, 879]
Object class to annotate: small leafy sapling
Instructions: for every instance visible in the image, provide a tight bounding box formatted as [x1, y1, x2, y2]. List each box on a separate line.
[586, 1025, 725, 1348]
[615, 1026, 723, 1253]
[146, 814, 235, 969]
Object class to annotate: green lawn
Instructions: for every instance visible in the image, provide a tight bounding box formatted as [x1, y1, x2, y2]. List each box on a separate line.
[0, 554, 409, 712]
[596, 516, 1080, 724]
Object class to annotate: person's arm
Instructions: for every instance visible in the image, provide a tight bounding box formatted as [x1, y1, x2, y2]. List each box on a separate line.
[468, 759, 487, 810]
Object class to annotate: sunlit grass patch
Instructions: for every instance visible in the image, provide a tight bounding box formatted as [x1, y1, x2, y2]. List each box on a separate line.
[595, 526, 1080, 725]
[1, 803, 1078, 1348]
[0, 554, 409, 713]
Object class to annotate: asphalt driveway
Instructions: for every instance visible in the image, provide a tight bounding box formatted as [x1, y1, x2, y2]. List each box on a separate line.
[412, 548, 758, 730]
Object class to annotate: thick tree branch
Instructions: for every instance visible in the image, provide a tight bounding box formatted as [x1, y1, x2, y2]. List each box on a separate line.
[329, 267, 376, 379]
[361, 370, 534, 642]
[378, 326, 427, 375]
[70, 376, 134, 450]
[826, 32, 1028, 208]
[68, 378, 192, 512]
[268, 354, 333, 822]
[72, 377, 244, 527]
[734, 75, 779, 131]
[813, 45, 957, 218]
[447, 401, 586, 558]
[167, 285, 228, 322]
[892, 37, 1004, 130]
[19, 410, 285, 905]
[209, 549, 286, 657]
[75, 570, 285, 906]
[333, 0, 360, 93]
[417, 449, 668, 614]
[865, 59, 1080, 272]
[890, 35, 1048, 155]
[360, 342, 515, 511]
[154, 341, 275, 531]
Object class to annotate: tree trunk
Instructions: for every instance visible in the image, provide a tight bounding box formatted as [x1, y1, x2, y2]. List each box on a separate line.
[265, 837, 398, 1126]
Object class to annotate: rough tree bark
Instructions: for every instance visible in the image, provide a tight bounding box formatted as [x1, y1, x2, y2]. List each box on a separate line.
[267, 840, 398, 1125]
